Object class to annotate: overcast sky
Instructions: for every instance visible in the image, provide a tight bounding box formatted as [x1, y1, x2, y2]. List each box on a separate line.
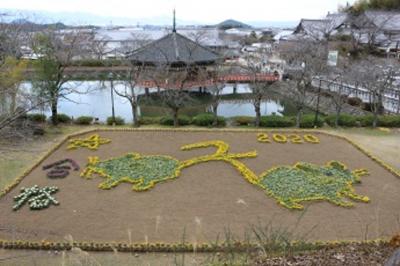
[1, 0, 356, 24]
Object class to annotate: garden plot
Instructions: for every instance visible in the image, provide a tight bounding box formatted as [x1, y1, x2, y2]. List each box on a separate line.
[0, 129, 399, 248]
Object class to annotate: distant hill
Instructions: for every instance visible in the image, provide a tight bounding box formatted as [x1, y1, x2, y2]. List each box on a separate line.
[217, 19, 252, 30]
[10, 19, 68, 31]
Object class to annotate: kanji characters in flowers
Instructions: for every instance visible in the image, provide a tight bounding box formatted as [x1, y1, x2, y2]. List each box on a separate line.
[67, 134, 111, 150]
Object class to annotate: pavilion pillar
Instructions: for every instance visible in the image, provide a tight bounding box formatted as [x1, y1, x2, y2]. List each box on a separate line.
[233, 83, 237, 94]
[145, 87, 150, 96]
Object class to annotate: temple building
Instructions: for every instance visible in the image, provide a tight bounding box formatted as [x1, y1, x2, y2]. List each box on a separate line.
[127, 10, 220, 68]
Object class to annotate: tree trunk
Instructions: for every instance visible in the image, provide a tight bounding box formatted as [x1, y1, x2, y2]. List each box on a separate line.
[0, 94, 6, 114]
[372, 111, 378, 128]
[335, 107, 341, 128]
[296, 109, 302, 128]
[173, 108, 179, 127]
[9, 88, 17, 114]
[131, 102, 139, 127]
[254, 97, 261, 128]
[50, 96, 58, 126]
[212, 102, 219, 127]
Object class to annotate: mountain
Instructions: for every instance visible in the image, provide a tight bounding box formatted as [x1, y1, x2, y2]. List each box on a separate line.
[0, 9, 201, 27]
[217, 19, 252, 30]
[10, 19, 68, 31]
[0, 8, 297, 29]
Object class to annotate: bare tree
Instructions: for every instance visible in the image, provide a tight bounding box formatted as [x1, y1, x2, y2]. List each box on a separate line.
[151, 62, 193, 127]
[88, 30, 110, 60]
[195, 59, 229, 126]
[0, 14, 40, 133]
[281, 40, 327, 127]
[354, 57, 397, 127]
[111, 63, 149, 127]
[241, 52, 276, 127]
[324, 58, 356, 127]
[31, 29, 87, 125]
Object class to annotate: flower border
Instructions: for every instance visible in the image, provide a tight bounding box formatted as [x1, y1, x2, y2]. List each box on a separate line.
[0, 238, 389, 253]
[0, 127, 399, 251]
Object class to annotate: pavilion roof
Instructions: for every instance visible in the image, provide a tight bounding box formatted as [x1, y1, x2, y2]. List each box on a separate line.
[127, 31, 220, 65]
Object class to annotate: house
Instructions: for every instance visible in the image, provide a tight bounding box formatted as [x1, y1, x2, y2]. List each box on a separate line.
[352, 11, 400, 50]
[293, 19, 335, 40]
[292, 11, 400, 52]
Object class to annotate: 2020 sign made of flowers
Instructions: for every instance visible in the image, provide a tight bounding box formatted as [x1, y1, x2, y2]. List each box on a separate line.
[80, 138, 370, 210]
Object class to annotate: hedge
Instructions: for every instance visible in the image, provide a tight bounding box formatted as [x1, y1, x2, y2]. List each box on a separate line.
[106, 116, 125, 126]
[299, 114, 324, 128]
[378, 115, 400, 128]
[192, 113, 226, 127]
[160, 115, 191, 126]
[139, 117, 162, 125]
[325, 114, 357, 127]
[231, 116, 255, 126]
[74, 116, 93, 125]
[54, 113, 72, 123]
[260, 116, 295, 128]
[27, 113, 46, 123]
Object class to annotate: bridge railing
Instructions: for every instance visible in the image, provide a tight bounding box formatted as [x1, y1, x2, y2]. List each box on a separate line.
[312, 78, 400, 114]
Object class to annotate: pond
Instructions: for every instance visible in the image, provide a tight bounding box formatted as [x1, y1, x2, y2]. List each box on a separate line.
[22, 81, 287, 122]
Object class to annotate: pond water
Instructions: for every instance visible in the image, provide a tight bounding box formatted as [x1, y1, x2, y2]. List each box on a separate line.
[22, 81, 285, 122]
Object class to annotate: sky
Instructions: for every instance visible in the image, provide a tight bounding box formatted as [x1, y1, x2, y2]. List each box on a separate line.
[0, 0, 357, 25]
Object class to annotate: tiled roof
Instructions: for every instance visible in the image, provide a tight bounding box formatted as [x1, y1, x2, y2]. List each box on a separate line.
[127, 32, 220, 64]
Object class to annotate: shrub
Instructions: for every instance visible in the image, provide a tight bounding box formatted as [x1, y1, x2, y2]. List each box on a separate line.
[192, 113, 226, 127]
[27, 113, 46, 123]
[299, 114, 324, 128]
[160, 115, 191, 126]
[75, 116, 93, 125]
[347, 97, 363, 107]
[54, 113, 72, 123]
[358, 115, 374, 127]
[325, 114, 357, 127]
[139, 117, 161, 125]
[260, 116, 295, 128]
[232, 116, 254, 126]
[106, 116, 125, 126]
[378, 115, 400, 128]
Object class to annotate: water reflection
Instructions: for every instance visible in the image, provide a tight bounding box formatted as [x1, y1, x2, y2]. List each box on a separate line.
[22, 81, 284, 121]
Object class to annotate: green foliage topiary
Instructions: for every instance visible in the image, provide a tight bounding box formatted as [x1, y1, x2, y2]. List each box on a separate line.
[378, 116, 400, 128]
[75, 116, 93, 125]
[358, 115, 374, 127]
[325, 114, 357, 127]
[27, 113, 46, 123]
[192, 113, 226, 127]
[299, 115, 324, 128]
[54, 113, 72, 123]
[106, 116, 125, 126]
[260, 115, 295, 128]
[139, 117, 162, 125]
[160, 115, 191, 126]
[231, 116, 255, 126]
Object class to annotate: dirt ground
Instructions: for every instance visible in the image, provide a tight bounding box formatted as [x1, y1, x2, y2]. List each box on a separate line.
[0, 129, 399, 246]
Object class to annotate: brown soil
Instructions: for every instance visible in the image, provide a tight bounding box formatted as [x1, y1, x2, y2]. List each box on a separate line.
[1, 130, 399, 244]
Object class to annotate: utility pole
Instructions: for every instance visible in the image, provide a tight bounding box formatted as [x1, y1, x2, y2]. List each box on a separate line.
[109, 72, 116, 126]
[313, 78, 322, 127]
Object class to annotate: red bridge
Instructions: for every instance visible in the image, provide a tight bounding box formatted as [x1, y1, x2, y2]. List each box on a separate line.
[139, 74, 280, 88]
